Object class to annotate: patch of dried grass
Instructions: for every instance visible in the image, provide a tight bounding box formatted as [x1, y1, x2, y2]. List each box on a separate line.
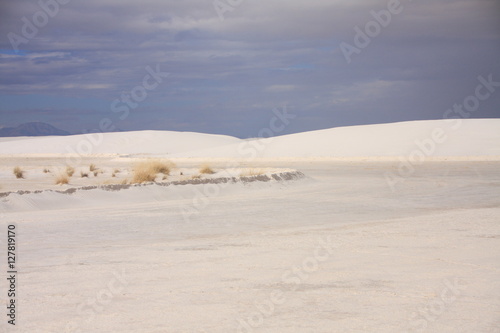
[240, 168, 265, 177]
[199, 164, 215, 174]
[55, 174, 69, 185]
[131, 160, 174, 184]
[13, 166, 24, 179]
[66, 166, 75, 177]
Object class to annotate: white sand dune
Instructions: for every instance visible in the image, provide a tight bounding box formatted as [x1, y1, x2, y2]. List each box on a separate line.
[172, 119, 500, 158]
[1, 119, 499, 332]
[0, 130, 240, 155]
[0, 119, 499, 158]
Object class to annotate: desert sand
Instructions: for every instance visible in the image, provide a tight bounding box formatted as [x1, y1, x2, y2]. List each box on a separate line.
[0, 119, 499, 332]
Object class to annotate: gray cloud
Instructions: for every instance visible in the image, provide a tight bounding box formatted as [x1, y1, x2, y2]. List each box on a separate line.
[0, 0, 499, 137]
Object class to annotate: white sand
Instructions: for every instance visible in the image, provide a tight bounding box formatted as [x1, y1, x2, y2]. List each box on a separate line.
[0, 120, 499, 332]
[1, 119, 499, 158]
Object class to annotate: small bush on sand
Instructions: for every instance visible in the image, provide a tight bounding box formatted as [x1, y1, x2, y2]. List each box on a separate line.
[66, 166, 75, 177]
[131, 169, 157, 184]
[121, 179, 129, 185]
[13, 166, 24, 179]
[80, 171, 89, 178]
[131, 160, 174, 184]
[93, 171, 99, 177]
[89, 163, 97, 172]
[55, 174, 69, 185]
[199, 165, 215, 174]
[43, 168, 51, 173]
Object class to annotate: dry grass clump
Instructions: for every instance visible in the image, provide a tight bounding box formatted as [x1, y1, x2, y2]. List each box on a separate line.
[55, 174, 69, 185]
[80, 171, 89, 178]
[66, 166, 75, 177]
[131, 160, 174, 184]
[93, 171, 99, 177]
[121, 179, 129, 185]
[13, 166, 24, 179]
[89, 163, 97, 172]
[131, 168, 157, 184]
[199, 165, 215, 174]
[43, 168, 51, 173]
[240, 168, 265, 177]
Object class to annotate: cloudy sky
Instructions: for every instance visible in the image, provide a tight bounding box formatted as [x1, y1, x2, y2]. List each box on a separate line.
[0, 0, 499, 137]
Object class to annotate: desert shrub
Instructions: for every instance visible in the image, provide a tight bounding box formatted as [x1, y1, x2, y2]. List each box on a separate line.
[199, 165, 215, 174]
[131, 169, 157, 184]
[93, 171, 99, 177]
[89, 163, 97, 172]
[13, 166, 24, 179]
[55, 174, 69, 185]
[121, 179, 128, 185]
[80, 171, 89, 178]
[43, 168, 51, 173]
[66, 166, 75, 177]
[148, 160, 173, 175]
[131, 160, 174, 184]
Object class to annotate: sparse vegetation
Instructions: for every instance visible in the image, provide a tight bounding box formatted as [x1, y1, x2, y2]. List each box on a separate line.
[240, 168, 265, 177]
[43, 168, 51, 173]
[121, 179, 128, 185]
[80, 171, 89, 178]
[93, 171, 99, 177]
[111, 172, 116, 177]
[191, 174, 201, 179]
[131, 168, 157, 184]
[66, 166, 75, 177]
[55, 174, 69, 185]
[114, 169, 120, 174]
[89, 163, 97, 172]
[199, 165, 215, 174]
[13, 166, 24, 179]
[131, 160, 174, 184]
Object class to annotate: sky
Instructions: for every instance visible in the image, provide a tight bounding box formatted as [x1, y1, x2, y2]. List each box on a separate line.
[0, 0, 499, 138]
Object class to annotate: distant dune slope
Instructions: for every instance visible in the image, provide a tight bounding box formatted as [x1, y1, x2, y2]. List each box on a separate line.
[171, 119, 500, 158]
[255, 119, 500, 158]
[0, 119, 499, 157]
[0, 130, 240, 155]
